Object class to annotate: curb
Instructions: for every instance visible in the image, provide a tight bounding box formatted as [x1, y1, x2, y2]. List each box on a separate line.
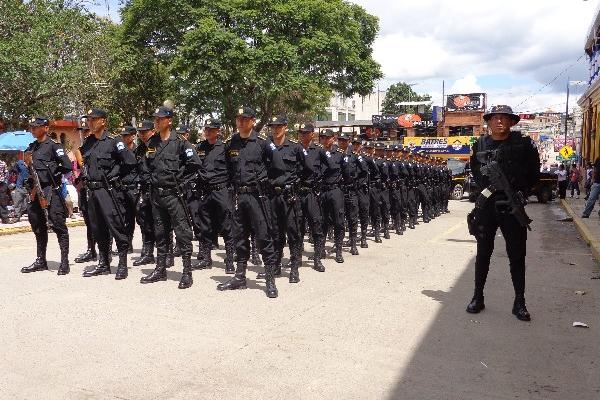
[560, 199, 600, 261]
[0, 219, 86, 237]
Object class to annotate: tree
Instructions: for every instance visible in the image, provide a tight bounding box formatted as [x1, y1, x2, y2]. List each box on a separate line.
[382, 82, 432, 117]
[119, 0, 382, 130]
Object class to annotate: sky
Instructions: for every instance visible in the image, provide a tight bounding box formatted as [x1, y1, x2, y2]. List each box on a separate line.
[89, 0, 598, 113]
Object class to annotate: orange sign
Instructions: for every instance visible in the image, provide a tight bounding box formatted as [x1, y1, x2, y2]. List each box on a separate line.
[452, 95, 471, 108]
[396, 114, 422, 128]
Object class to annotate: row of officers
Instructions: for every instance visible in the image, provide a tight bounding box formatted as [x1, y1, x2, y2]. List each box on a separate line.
[21, 106, 452, 298]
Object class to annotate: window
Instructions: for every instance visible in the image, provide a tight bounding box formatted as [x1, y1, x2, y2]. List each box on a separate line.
[449, 126, 474, 136]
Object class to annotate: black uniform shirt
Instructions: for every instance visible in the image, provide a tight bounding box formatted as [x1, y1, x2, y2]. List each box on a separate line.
[269, 137, 308, 188]
[376, 158, 390, 182]
[26, 137, 72, 188]
[121, 144, 139, 185]
[197, 139, 228, 185]
[80, 131, 135, 182]
[299, 144, 327, 187]
[388, 159, 400, 183]
[341, 152, 361, 185]
[353, 152, 370, 186]
[142, 131, 201, 188]
[321, 146, 344, 185]
[366, 155, 381, 182]
[225, 131, 284, 187]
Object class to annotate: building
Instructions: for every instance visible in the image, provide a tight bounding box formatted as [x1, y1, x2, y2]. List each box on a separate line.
[319, 91, 386, 123]
[578, 6, 600, 164]
[441, 93, 486, 137]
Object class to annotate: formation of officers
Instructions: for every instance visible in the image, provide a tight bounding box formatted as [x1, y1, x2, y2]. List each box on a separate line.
[21, 106, 452, 298]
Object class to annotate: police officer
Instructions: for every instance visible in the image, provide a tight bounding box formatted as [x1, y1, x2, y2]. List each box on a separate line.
[21, 116, 72, 275]
[351, 139, 370, 247]
[319, 129, 346, 263]
[139, 107, 202, 289]
[466, 105, 540, 321]
[81, 109, 136, 279]
[405, 150, 419, 229]
[374, 143, 391, 239]
[386, 145, 402, 235]
[297, 123, 327, 272]
[260, 114, 307, 283]
[74, 119, 98, 264]
[217, 107, 284, 298]
[132, 120, 157, 266]
[338, 132, 362, 255]
[193, 118, 235, 274]
[363, 143, 381, 242]
[120, 125, 139, 252]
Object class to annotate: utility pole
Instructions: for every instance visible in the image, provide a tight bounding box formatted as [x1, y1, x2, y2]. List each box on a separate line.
[564, 77, 569, 150]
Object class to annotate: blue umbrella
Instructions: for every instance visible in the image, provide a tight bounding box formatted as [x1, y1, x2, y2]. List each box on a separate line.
[0, 131, 34, 151]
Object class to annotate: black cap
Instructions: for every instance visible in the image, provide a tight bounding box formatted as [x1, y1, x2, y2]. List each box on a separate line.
[28, 116, 49, 127]
[338, 132, 351, 141]
[483, 104, 520, 124]
[204, 119, 222, 129]
[298, 123, 315, 133]
[86, 108, 107, 119]
[153, 106, 174, 118]
[237, 106, 256, 118]
[136, 120, 154, 131]
[175, 124, 189, 134]
[267, 114, 288, 126]
[121, 126, 137, 135]
[319, 129, 335, 137]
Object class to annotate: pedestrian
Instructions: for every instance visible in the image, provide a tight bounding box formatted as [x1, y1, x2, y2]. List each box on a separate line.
[139, 106, 202, 289]
[555, 164, 567, 199]
[466, 105, 540, 321]
[584, 163, 593, 200]
[21, 116, 72, 275]
[581, 157, 600, 218]
[568, 163, 581, 199]
[216, 106, 284, 298]
[10, 157, 30, 221]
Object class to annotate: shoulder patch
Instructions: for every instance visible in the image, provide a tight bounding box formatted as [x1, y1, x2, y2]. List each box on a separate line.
[55, 148, 65, 157]
[116, 141, 125, 151]
[343, 156, 349, 162]
[185, 148, 194, 158]
[269, 142, 277, 151]
[302, 148, 308, 156]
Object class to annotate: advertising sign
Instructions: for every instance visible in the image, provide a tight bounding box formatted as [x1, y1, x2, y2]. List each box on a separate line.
[553, 137, 575, 152]
[403, 136, 476, 156]
[446, 93, 486, 111]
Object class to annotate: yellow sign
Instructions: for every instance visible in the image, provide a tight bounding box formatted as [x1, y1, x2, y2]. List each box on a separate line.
[559, 145, 574, 159]
[403, 136, 476, 155]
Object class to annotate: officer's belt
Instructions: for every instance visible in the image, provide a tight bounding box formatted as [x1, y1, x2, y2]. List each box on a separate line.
[236, 185, 258, 194]
[208, 183, 228, 191]
[123, 183, 138, 190]
[322, 183, 340, 191]
[270, 185, 295, 195]
[152, 186, 178, 196]
[86, 181, 105, 190]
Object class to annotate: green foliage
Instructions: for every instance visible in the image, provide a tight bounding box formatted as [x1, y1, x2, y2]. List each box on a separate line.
[382, 82, 432, 117]
[120, 0, 382, 129]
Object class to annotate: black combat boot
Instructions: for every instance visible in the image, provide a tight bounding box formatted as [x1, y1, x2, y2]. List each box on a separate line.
[312, 237, 326, 272]
[408, 217, 415, 229]
[288, 242, 301, 283]
[258, 247, 283, 279]
[74, 243, 97, 263]
[128, 239, 134, 254]
[349, 229, 359, 255]
[395, 219, 402, 235]
[57, 234, 70, 275]
[512, 296, 531, 321]
[140, 257, 167, 283]
[265, 264, 279, 298]
[133, 242, 155, 266]
[115, 251, 128, 280]
[383, 221, 390, 239]
[360, 229, 368, 248]
[173, 243, 182, 257]
[250, 237, 262, 266]
[83, 251, 111, 277]
[217, 262, 248, 291]
[193, 240, 213, 270]
[400, 217, 407, 233]
[224, 238, 235, 274]
[466, 295, 485, 314]
[374, 221, 382, 243]
[334, 231, 344, 263]
[23, 233, 49, 273]
[178, 257, 193, 289]
[166, 242, 175, 268]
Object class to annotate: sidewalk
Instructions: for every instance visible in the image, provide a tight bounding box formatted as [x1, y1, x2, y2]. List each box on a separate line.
[560, 196, 600, 267]
[0, 213, 85, 236]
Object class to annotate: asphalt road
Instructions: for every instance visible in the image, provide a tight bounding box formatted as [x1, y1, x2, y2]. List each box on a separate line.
[1, 200, 598, 399]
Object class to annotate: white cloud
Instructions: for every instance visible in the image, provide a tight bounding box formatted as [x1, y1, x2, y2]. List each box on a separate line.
[449, 74, 482, 94]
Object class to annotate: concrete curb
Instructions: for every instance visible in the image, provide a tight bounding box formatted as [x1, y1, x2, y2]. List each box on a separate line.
[560, 199, 600, 261]
[0, 219, 86, 237]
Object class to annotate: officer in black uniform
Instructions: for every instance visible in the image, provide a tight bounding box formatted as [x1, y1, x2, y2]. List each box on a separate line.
[120, 125, 139, 252]
[74, 119, 98, 264]
[319, 129, 346, 263]
[261, 114, 307, 283]
[415, 152, 431, 223]
[81, 109, 136, 280]
[386, 145, 402, 235]
[363, 142, 382, 242]
[466, 105, 540, 321]
[394, 146, 409, 234]
[405, 150, 419, 229]
[338, 132, 362, 255]
[217, 107, 284, 298]
[374, 143, 391, 239]
[139, 107, 202, 289]
[21, 117, 72, 275]
[132, 120, 156, 266]
[297, 123, 327, 272]
[351, 139, 371, 248]
[192, 118, 235, 274]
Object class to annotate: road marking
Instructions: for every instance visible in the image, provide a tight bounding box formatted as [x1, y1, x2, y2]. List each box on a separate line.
[427, 220, 466, 243]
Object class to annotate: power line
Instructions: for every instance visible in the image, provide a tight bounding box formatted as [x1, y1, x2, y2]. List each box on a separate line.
[515, 55, 586, 109]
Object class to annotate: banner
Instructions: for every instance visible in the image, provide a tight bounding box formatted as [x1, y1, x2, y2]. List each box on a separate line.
[553, 137, 574, 152]
[403, 136, 477, 156]
[446, 93, 486, 111]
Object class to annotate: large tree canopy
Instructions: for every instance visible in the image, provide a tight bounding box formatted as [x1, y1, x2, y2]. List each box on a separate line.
[382, 82, 432, 117]
[120, 0, 382, 129]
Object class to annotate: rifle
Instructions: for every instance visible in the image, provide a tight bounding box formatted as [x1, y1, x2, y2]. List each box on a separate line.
[477, 150, 532, 231]
[101, 170, 128, 231]
[44, 162, 68, 215]
[171, 172, 196, 238]
[25, 152, 52, 228]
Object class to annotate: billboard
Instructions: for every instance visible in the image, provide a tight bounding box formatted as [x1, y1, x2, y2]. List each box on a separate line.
[403, 136, 477, 156]
[446, 93, 486, 112]
[553, 137, 575, 152]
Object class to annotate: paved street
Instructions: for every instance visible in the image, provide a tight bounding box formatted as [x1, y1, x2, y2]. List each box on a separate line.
[1, 200, 599, 400]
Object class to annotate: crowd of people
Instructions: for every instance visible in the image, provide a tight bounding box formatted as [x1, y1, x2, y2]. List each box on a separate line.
[14, 107, 452, 298]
